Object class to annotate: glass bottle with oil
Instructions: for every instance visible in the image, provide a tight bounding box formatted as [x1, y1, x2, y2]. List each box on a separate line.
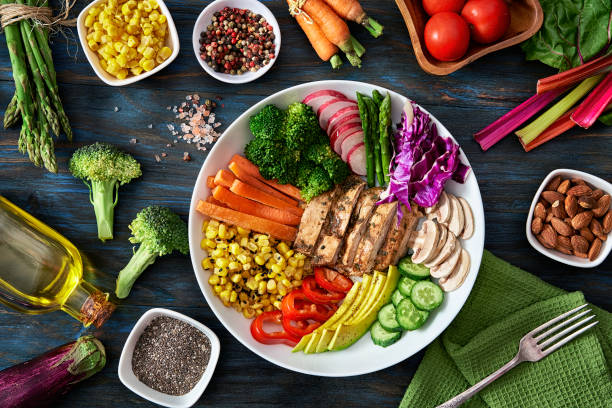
[0, 196, 115, 327]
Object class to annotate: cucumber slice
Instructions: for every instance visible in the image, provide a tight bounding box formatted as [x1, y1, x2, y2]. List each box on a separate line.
[370, 321, 401, 347]
[396, 298, 429, 331]
[397, 276, 417, 297]
[391, 289, 405, 307]
[377, 303, 401, 332]
[398, 256, 430, 280]
[410, 280, 444, 311]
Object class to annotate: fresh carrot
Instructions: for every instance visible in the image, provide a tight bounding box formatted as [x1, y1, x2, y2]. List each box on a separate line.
[206, 195, 227, 208]
[321, 0, 383, 37]
[214, 169, 236, 188]
[206, 176, 216, 189]
[230, 179, 304, 217]
[228, 161, 298, 206]
[291, 7, 342, 69]
[197, 201, 298, 242]
[230, 154, 303, 202]
[294, 0, 362, 67]
[212, 186, 302, 226]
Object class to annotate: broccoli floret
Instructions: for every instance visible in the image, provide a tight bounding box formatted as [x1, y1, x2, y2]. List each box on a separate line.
[245, 138, 300, 184]
[304, 143, 350, 184]
[301, 166, 333, 202]
[295, 160, 316, 189]
[249, 104, 285, 140]
[69, 142, 141, 242]
[283, 102, 326, 149]
[115, 206, 188, 299]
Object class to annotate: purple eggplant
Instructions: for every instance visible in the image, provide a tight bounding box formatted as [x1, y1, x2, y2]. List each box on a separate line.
[0, 335, 106, 408]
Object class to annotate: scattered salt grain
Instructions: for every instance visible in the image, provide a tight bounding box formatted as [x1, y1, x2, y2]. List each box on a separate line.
[155, 154, 161, 162]
[114, 106, 120, 112]
[130, 138, 137, 144]
[147, 124, 153, 129]
[183, 152, 191, 161]
[161, 152, 167, 158]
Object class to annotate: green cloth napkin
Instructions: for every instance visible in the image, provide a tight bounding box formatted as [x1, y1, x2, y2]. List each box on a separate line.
[400, 250, 611, 408]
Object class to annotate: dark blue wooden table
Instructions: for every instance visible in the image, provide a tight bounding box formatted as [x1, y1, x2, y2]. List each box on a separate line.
[1, 1, 610, 407]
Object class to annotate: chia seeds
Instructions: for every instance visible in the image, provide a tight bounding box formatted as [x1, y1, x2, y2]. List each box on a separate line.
[132, 316, 211, 396]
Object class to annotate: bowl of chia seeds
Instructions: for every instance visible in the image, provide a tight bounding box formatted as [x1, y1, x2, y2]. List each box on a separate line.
[118, 308, 220, 408]
[192, 0, 281, 84]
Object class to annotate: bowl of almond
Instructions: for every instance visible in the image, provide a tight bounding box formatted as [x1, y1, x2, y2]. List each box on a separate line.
[526, 169, 612, 268]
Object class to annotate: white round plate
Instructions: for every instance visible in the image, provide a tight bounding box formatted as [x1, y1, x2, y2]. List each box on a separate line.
[188, 80, 485, 377]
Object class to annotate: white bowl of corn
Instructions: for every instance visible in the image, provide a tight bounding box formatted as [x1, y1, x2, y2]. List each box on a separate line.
[77, 0, 179, 86]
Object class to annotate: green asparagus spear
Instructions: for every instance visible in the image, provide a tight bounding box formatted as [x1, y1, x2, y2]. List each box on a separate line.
[372, 89, 384, 106]
[37, 98, 57, 172]
[379, 93, 392, 184]
[356, 92, 375, 187]
[3, 94, 20, 128]
[365, 97, 383, 186]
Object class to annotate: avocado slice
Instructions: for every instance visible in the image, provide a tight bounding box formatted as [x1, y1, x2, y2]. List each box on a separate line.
[328, 266, 400, 351]
[345, 271, 384, 325]
[303, 331, 321, 354]
[349, 272, 386, 324]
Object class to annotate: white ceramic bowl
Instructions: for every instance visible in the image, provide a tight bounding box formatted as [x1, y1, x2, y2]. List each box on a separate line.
[118, 308, 220, 408]
[77, 0, 179, 86]
[187, 81, 485, 377]
[526, 169, 612, 268]
[192, 0, 281, 84]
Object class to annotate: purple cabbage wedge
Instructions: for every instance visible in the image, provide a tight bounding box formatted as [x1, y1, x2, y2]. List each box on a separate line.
[378, 102, 470, 219]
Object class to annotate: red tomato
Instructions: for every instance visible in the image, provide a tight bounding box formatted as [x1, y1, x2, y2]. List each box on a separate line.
[424, 12, 470, 62]
[461, 0, 510, 44]
[422, 0, 465, 16]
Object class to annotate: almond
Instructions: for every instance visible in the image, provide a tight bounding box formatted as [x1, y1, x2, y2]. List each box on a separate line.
[555, 236, 573, 255]
[579, 227, 595, 242]
[564, 217, 573, 225]
[588, 238, 602, 261]
[557, 179, 571, 194]
[603, 210, 612, 234]
[540, 224, 557, 248]
[551, 217, 573, 236]
[574, 251, 588, 258]
[578, 196, 596, 209]
[571, 210, 593, 230]
[592, 194, 610, 218]
[565, 195, 579, 218]
[534, 202, 547, 220]
[590, 218, 606, 241]
[591, 189, 604, 200]
[531, 217, 543, 235]
[571, 178, 586, 186]
[567, 185, 592, 196]
[551, 200, 567, 218]
[571, 235, 589, 253]
[546, 211, 554, 223]
[542, 190, 565, 204]
[546, 175, 562, 191]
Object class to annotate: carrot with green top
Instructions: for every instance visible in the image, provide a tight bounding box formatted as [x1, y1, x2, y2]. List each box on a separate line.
[322, 0, 383, 37]
[290, 4, 343, 68]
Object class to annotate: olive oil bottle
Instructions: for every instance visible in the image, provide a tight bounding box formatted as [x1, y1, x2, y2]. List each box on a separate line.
[0, 196, 115, 327]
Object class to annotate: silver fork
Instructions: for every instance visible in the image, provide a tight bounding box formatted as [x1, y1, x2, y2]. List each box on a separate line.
[437, 304, 598, 408]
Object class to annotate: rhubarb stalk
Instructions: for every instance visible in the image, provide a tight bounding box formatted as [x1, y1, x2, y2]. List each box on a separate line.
[537, 54, 612, 94]
[571, 72, 612, 128]
[523, 109, 576, 152]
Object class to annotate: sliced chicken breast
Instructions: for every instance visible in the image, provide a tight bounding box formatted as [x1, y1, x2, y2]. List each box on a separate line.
[293, 185, 340, 256]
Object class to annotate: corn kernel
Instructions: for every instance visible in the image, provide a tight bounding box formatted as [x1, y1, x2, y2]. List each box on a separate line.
[288, 257, 298, 267]
[230, 273, 242, 283]
[257, 281, 266, 295]
[130, 66, 143, 76]
[266, 279, 277, 292]
[230, 291, 237, 303]
[214, 285, 223, 293]
[201, 257, 213, 270]
[85, 14, 95, 27]
[208, 274, 219, 285]
[237, 226, 250, 235]
[254, 255, 265, 265]
[88, 39, 99, 51]
[229, 261, 241, 272]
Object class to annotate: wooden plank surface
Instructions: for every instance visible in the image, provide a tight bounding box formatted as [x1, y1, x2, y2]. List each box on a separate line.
[0, 1, 610, 407]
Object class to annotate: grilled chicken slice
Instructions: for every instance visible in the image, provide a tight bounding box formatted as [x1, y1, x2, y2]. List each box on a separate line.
[313, 176, 366, 265]
[338, 187, 383, 270]
[351, 201, 398, 276]
[373, 205, 410, 271]
[293, 185, 340, 255]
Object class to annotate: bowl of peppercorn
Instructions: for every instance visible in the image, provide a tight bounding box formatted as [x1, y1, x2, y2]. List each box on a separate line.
[192, 0, 281, 84]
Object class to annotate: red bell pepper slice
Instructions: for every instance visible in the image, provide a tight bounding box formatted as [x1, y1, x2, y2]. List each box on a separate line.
[282, 317, 321, 338]
[250, 310, 301, 346]
[314, 267, 354, 293]
[281, 289, 337, 321]
[302, 276, 345, 304]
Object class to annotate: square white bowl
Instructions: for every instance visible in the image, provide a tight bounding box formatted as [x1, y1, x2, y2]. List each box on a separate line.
[526, 169, 612, 268]
[118, 308, 220, 408]
[77, 0, 180, 86]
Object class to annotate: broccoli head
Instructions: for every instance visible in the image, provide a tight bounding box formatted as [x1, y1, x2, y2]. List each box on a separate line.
[69, 142, 141, 242]
[301, 166, 333, 202]
[305, 143, 350, 184]
[295, 160, 316, 189]
[244, 138, 300, 184]
[115, 206, 188, 299]
[249, 104, 285, 141]
[283, 102, 326, 149]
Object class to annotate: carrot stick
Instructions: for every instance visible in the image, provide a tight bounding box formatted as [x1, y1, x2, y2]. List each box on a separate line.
[206, 176, 216, 189]
[321, 0, 383, 37]
[230, 179, 304, 217]
[228, 161, 298, 206]
[213, 186, 302, 226]
[206, 195, 227, 207]
[197, 201, 297, 242]
[292, 9, 342, 68]
[230, 154, 304, 202]
[214, 169, 236, 188]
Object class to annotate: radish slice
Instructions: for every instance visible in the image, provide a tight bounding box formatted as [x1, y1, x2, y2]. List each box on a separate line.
[326, 107, 360, 134]
[347, 144, 366, 176]
[318, 99, 358, 130]
[331, 122, 362, 153]
[341, 131, 364, 161]
[304, 95, 347, 117]
[328, 112, 361, 138]
[302, 89, 348, 105]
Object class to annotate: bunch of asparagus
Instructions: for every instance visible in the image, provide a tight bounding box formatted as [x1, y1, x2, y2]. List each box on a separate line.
[2, 0, 72, 173]
[357, 90, 392, 187]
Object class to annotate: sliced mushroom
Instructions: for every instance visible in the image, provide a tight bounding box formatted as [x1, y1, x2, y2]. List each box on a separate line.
[447, 195, 465, 237]
[436, 191, 451, 224]
[430, 242, 461, 278]
[424, 201, 438, 215]
[410, 220, 440, 264]
[425, 229, 457, 268]
[458, 197, 474, 240]
[439, 248, 471, 292]
[422, 222, 445, 264]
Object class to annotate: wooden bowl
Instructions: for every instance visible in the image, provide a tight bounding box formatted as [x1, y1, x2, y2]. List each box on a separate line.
[395, 0, 543, 75]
